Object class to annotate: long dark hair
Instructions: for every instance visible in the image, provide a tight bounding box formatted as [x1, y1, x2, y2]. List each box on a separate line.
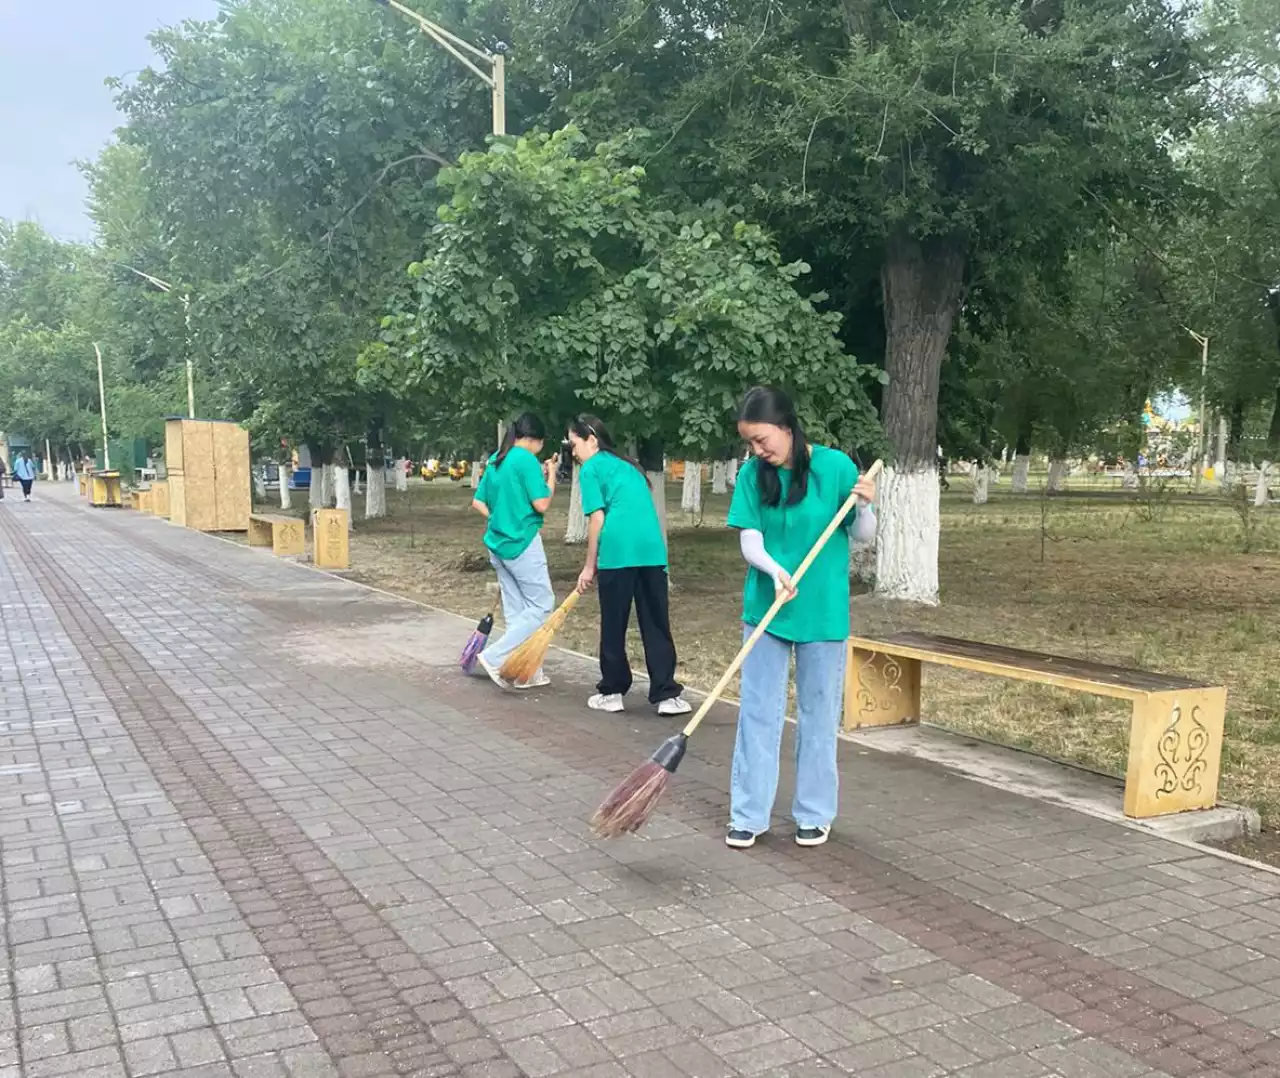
[568, 415, 646, 475]
[494, 412, 547, 468]
[739, 386, 810, 507]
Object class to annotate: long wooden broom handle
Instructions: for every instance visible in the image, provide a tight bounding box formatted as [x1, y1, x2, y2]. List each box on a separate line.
[681, 458, 883, 739]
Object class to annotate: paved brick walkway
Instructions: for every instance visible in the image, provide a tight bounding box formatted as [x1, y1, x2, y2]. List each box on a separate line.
[4, 489, 1280, 1078]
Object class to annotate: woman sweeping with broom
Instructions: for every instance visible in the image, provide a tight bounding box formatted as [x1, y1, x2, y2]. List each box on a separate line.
[724, 386, 877, 849]
[471, 413, 558, 689]
[568, 416, 692, 717]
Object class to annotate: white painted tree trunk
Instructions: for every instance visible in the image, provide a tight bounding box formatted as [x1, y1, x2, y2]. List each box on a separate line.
[334, 461, 353, 530]
[279, 463, 293, 510]
[874, 468, 940, 604]
[712, 460, 728, 495]
[727, 458, 739, 488]
[647, 471, 669, 549]
[365, 462, 386, 519]
[565, 463, 587, 544]
[394, 458, 409, 492]
[681, 461, 702, 514]
[321, 462, 336, 507]
[1011, 454, 1031, 494]
[353, 468, 363, 496]
[1122, 463, 1139, 490]
[470, 460, 483, 489]
[253, 466, 267, 502]
[44, 440, 53, 481]
[309, 464, 324, 510]
[1046, 458, 1068, 493]
[1256, 462, 1271, 507]
[972, 463, 990, 505]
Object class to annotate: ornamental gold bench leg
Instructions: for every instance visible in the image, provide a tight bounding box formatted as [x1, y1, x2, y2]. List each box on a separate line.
[843, 644, 921, 731]
[1123, 688, 1226, 818]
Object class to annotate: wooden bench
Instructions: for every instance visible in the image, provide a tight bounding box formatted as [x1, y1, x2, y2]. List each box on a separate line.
[248, 513, 304, 556]
[844, 632, 1226, 820]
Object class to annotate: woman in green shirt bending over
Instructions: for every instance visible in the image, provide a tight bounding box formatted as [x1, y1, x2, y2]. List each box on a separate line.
[568, 415, 692, 717]
[472, 413, 558, 689]
[724, 387, 877, 850]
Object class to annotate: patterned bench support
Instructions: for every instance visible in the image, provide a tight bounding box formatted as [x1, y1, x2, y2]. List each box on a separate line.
[311, 508, 350, 570]
[248, 513, 305, 557]
[845, 632, 1226, 820]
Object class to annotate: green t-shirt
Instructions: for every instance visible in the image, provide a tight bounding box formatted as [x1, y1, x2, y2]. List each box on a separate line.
[726, 445, 859, 643]
[579, 452, 668, 570]
[476, 446, 550, 561]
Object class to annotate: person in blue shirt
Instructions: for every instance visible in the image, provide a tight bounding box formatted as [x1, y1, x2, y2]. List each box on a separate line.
[13, 450, 37, 501]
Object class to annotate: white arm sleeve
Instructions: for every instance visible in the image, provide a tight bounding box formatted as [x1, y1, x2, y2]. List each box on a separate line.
[739, 529, 787, 580]
[851, 502, 877, 545]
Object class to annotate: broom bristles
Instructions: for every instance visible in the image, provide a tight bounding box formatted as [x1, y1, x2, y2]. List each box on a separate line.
[499, 592, 579, 683]
[590, 762, 669, 837]
[458, 629, 486, 674]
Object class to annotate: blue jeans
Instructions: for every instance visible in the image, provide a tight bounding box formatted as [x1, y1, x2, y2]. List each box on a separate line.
[729, 628, 847, 833]
[483, 536, 555, 671]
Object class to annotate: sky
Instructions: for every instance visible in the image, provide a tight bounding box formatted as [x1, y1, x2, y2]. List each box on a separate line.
[0, 0, 220, 242]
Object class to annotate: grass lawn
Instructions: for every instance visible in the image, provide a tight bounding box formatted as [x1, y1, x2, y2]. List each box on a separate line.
[258, 473, 1280, 852]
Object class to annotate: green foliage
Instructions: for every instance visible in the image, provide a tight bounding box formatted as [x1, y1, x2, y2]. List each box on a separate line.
[367, 128, 883, 455]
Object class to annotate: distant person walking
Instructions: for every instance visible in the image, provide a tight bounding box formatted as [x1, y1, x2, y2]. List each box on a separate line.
[14, 450, 37, 501]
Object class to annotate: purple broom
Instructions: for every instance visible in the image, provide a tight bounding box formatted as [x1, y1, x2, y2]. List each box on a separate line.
[459, 593, 500, 674]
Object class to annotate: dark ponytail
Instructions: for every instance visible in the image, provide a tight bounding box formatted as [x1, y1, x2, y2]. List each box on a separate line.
[568, 415, 646, 475]
[738, 386, 810, 508]
[494, 412, 547, 468]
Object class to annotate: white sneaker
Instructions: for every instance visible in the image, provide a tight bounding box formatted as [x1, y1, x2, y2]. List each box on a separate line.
[656, 697, 692, 717]
[514, 672, 550, 690]
[795, 825, 831, 848]
[588, 693, 625, 713]
[477, 655, 511, 690]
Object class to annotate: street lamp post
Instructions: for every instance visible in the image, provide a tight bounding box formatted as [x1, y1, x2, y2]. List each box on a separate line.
[1183, 326, 1210, 483]
[118, 264, 195, 418]
[371, 0, 505, 136]
[369, 0, 508, 455]
[94, 343, 110, 471]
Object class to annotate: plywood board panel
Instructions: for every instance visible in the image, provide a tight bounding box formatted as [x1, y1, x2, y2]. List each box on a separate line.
[167, 474, 187, 527]
[165, 419, 186, 474]
[212, 422, 250, 531]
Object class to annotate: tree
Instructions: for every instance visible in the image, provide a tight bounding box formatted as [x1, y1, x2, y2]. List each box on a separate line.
[366, 127, 884, 464]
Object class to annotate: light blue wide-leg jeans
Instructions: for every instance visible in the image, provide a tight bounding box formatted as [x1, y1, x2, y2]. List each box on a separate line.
[482, 535, 555, 670]
[729, 627, 847, 833]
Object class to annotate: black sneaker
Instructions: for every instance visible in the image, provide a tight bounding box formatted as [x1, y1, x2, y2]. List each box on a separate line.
[725, 829, 758, 849]
[795, 825, 831, 847]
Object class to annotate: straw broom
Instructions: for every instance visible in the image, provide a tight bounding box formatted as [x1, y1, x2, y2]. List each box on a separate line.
[498, 590, 583, 683]
[591, 459, 884, 838]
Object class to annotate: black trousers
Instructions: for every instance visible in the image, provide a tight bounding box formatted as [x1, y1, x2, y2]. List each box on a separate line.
[597, 566, 683, 703]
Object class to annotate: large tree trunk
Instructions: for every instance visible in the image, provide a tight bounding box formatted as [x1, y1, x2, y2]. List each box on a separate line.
[1256, 462, 1271, 507]
[727, 458, 739, 488]
[681, 461, 703, 514]
[565, 463, 587, 544]
[334, 454, 353, 530]
[1011, 428, 1032, 494]
[1214, 413, 1228, 488]
[972, 463, 990, 506]
[365, 462, 387, 519]
[1046, 458, 1068, 493]
[253, 465, 267, 503]
[874, 232, 966, 605]
[470, 459, 483, 489]
[712, 460, 728, 495]
[394, 457, 409, 492]
[309, 461, 324, 510]
[279, 461, 293, 510]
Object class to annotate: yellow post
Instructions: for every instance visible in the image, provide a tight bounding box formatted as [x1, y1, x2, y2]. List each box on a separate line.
[312, 508, 350, 570]
[843, 641, 922, 730]
[1123, 688, 1226, 818]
